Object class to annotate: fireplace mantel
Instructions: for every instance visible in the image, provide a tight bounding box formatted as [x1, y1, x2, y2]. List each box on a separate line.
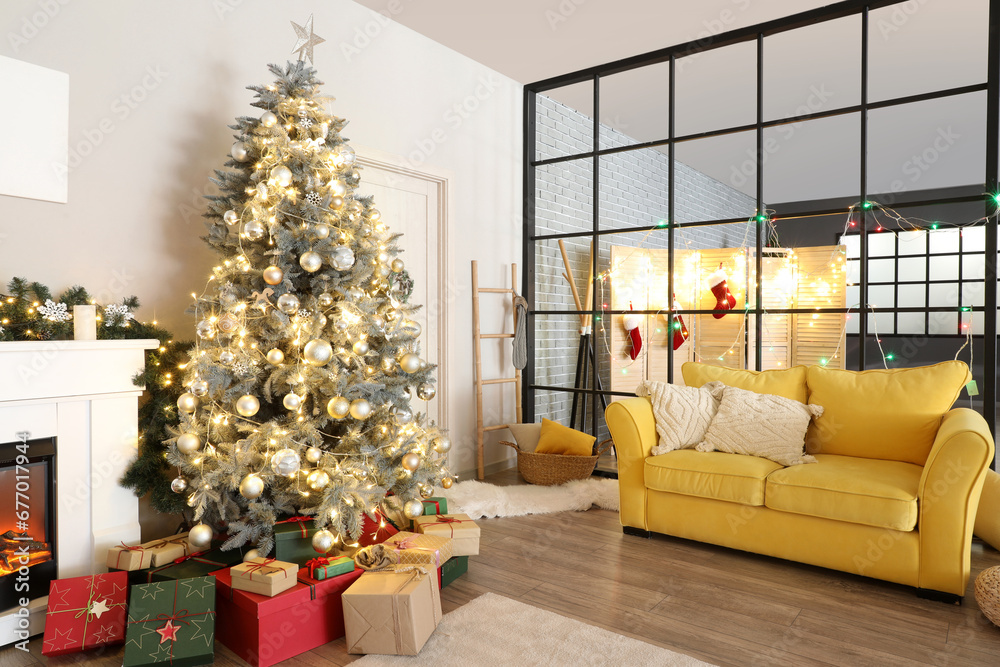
[0, 338, 157, 646]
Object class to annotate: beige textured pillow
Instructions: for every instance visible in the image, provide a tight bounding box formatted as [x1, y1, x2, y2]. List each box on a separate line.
[636, 381, 721, 456]
[696, 384, 822, 466]
[506, 422, 542, 452]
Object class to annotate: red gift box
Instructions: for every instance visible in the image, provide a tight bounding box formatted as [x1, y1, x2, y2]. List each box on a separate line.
[357, 512, 399, 547]
[213, 566, 363, 667]
[42, 571, 129, 656]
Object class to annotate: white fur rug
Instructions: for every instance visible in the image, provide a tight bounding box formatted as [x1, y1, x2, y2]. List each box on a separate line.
[353, 592, 712, 666]
[436, 478, 619, 519]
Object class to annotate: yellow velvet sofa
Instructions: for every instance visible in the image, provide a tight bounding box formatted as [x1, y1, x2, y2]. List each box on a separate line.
[605, 361, 995, 602]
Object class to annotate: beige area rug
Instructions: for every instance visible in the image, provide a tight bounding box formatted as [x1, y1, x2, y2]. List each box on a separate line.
[437, 478, 619, 520]
[352, 592, 714, 666]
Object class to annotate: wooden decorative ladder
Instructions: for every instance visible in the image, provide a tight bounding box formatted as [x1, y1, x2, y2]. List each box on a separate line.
[471, 261, 523, 480]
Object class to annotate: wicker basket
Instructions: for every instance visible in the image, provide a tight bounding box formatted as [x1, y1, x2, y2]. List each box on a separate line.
[500, 438, 613, 486]
[975, 565, 1000, 627]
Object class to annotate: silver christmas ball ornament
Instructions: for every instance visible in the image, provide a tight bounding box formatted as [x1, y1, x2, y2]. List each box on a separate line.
[190, 380, 209, 397]
[331, 144, 356, 169]
[371, 315, 385, 330]
[349, 398, 372, 420]
[170, 476, 188, 494]
[277, 293, 300, 315]
[270, 165, 293, 187]
[299, 251, 322, 273]
[244, 219, 265, 241]
[305, 446, 323, 463]
[312, 529, 335, 554]
[307, 469, 330, 490]
[401, 452, 421, 472]
[231, 141, 248, 161]
[346, 286, 364, 301]
[219, 350, 236, 365]
[303, 339, 333, 366]
[403, 499, 425, 519]
[223, 210, 239, 225]
[236, 394, 260, 417]
[195, 319, 215, 340]
[270, 448, 301, 476]
[327, 396, 351, 419]
[266, 348, 284, 365]
[239, 473, 265, 499]
[331, 246, 356, 271]
[177, 393, 199, 413]
[188, 523, 213, 550]
[399, 353, 421, 374]
[282, 393, 302, 410]
[393, 406, 413, 424]
[260, 111, 278, 127]
[263, 265, 283, 285]
[433, 436, 452, 454]
[417, 383, 436, 401]
[176, 433, 202, 454]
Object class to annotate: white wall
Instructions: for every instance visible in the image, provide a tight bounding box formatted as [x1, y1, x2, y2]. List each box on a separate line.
[0, 0, 522, 497]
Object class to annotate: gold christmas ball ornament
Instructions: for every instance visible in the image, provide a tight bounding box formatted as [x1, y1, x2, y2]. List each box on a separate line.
[217, 313, 239, 334]
[317, 292, 334, 308]
[314, 223, 330, 239]
[327, 396, 351, 419]
[231, 141, 249, 161]
[334, 319, 348, 333]
[369, 209, 382, 222]
[348, 200, 363, 214]
[403, 499, 425, 519]
[402, 320, 422, 337]
[399, 353, 421, 374]
[401, 452, 421, 472]
[377, 251, 390, 264]
[433, 436, 452, 454]
[305, 446, 323, 463]
[282, 393, 303, 410]
[260, 110, 278, 128]
[239, 473, 265, 499]
[419, 484, 433, 499]
[190, 380, 209, 397]
[263, 265, 284, 285]
[352, 340, 369, 356]
[391, 258, 405, 273]
[347, 286, 364, 301]
[441, 476, 454, 489]
[329, 195, 345, 211]
[223, 210, 239, 225]
[170, 476, 188, 493]
[266, 348, 285, 365]
[177, 393, 199, 413]
[303, 339, 333, 366]
[307, 469, 330, 490]
[270, 448, 301, 476]
[277, 293, 300, 315]
[270, 165, 293, 187]
[236, 394, 260, 417]
[219, 350, 236, 365]
[243, 549, 262, 562]
[381, 357, 396, 373]
[176, 432, 202, 454]
[243, 219, 266, 241]
[188, 523, 214, 550]
[349, 398, 372, 420]
[300, 251, 323, 273]
[312, 529, 335, 554]
[417, 383, 436, 401]
[371, 315, 386, 330]
[331, 246, 356, 271]
[328, 179, 347, 197]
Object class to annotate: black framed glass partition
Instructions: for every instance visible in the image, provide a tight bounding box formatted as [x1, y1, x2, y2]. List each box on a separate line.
[523, 0, 1000, 466]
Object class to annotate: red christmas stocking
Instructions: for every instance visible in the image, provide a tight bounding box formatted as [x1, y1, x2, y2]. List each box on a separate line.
[622, 312, 643, 360]
[707, 269, 737, 319]
[670, 298, 690, 350]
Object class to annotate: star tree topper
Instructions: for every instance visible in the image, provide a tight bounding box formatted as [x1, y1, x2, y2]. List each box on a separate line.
[291, 14, 325, 64]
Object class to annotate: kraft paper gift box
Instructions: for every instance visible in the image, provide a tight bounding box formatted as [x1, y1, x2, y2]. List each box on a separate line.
[106, 533, 191, 571]
[412, 513, 481, 556]
[230, 557, 299, 597]
[213, 566, 363, 667]
[142, 542, 247, 583]
[123, 577, 216, 667]
[41, 571, 129, 656]
[383, 531, 453, 568]
[343, 566, 442, 656]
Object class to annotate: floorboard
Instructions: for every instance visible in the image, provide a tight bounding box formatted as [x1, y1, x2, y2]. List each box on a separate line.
[4, 467, 1000, 665]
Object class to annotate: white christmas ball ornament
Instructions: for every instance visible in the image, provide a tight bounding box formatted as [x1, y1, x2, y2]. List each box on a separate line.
[300, 251, 322, 273]
[223, 210, 239, 225]
[349, 398, 372, 420]
[177, 393, 199, 413]
[188, 523, 213, 550]
[312, 529, 335, 554]
[399, 353, 421, 374]
[239, 473, 265, 500]
[176, 433, 202, 454]
[231, 141, 248, 161]
[331, 144, 356, 169]
[270, 448, 301, 476]
[282, 393, 302, 410]
[266, 348, 285, 365]
[236, 394, 260, 417]
[243, 549, 262, 562]
[305, 446, 323, 463]
[307, 469, 330, 490]
[277, 293, 300, 315]
[260, 111, 278, 127]
[244, 219, 265, 241]
[331, 246, 356, 271]
[303, 339, 333, 366]
[328, 179, 347, 197]
[327, 397, 350, 419]
[403, 499, 424, 519]
[263, 265, 284, 285]
[270, 165, 293, 187]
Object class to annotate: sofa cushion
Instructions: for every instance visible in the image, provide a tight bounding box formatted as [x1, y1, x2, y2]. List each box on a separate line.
[636, 380, 720, 455]
[645, 450, 783, 506]
[805, 361, 971, 465]
[681, 362, 808, 403]
[764, 454, 922, 531]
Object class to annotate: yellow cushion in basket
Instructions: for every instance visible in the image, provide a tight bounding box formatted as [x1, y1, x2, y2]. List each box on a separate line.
[534, 418, 596, 456]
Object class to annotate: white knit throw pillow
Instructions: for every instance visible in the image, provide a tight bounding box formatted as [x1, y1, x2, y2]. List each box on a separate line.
[636, 381, 721, 455]
[697, 383, 822, 466]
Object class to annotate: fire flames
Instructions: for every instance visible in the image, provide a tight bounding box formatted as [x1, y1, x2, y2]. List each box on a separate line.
[0, 528, 52, 577]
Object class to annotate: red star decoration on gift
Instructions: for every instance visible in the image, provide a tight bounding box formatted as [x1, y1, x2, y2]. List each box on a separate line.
[155, 620, 180, 644]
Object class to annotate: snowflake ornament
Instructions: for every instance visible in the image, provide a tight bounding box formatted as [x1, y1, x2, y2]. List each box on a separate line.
[300, 117, 314, 129]
[232, 361, 256, 379]
[306, 192, 322, 206]
[103, 303, 133, 326]
[38, 299, 70, 322]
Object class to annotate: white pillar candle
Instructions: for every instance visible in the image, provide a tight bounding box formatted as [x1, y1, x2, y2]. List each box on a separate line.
[73, 305, 97, 340]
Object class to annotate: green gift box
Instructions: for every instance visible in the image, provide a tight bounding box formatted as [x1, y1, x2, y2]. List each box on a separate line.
[440, 555, 468, 589]
[142, 542, 247, 584]
[273, 517, 319, 565]
[421, 497, 448, 516]
[304, 555, 355, 580]
[123, 577, 216, 667]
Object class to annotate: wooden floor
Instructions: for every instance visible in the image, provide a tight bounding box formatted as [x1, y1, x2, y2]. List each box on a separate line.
[6, 467, 1000, 666]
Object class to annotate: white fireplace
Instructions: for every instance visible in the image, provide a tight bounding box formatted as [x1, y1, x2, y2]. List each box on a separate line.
[0, 339, 157, 646]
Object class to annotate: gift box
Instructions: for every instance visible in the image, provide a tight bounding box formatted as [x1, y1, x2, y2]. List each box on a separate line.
[272, 516, 319, 565]
[358, 512, 400, 547]
[440, 555, 469, 589]
[412, 513, 481, 556]
[230, 558, 299, 597]
[304, 555, 355, 580]
[213, 566, 363, 667]
[343, 566, 442, 655]
[123, 577, 216, 667]
[143, 543, 248, 583]
[383, 531, 453, 568]
[107, 533, 191, 571]
[41, 572, 129, 656]
[421, 497, 448, 516]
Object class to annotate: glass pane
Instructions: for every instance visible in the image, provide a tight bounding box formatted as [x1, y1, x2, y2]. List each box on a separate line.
[675, 41, 756, 136]
[674, 131, 757, 223]
[963, 226, 986, 252]
[868, 258, 895, 282]
[930, 228, 961, 254]
[534, 158, 592, 236]
[763, 15, 861, 121]
[962, 253, 985, 281]
[929, 255, 959, 282]
[868, 0, 988, 102]
[536, 81, 594, 161]
[898, 257, 926, 281]
[599, 62, 670, 149]
[898, 230, 926, 255]
[867, 311, 894, 335]
[868, 285, 894, 308]
[868, 232, 895, 257]
[867, 92, 987, 195]
[897, 284, 925, 307]
[599, 148, 670, 231]
[928, 282, 959, 307]
[763, 114, 861, 204]
[928, 311, 958, 336]
[964, 282, 985, 307]
[533, 314, 595, 392]
[897, 312, 925, 335]
[533, 236, 595, 313]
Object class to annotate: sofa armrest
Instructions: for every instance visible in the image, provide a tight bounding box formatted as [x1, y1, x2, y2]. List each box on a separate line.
[917, 407, 995, 595]
[605, 397, 657, 530]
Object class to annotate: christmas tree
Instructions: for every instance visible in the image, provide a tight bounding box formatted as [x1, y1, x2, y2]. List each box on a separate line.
[170, 61, 451, 556]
